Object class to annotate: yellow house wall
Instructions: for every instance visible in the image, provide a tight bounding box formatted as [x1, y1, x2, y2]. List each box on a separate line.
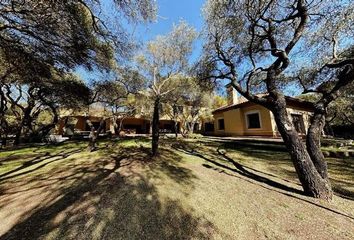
[286, 107, 313, 134]
[213, 112, 226, 136]
[224, 109, 244, 135]
[213, 105, 275, 136]
[253, 105, 314, 137]
[241, 105, 274, 136]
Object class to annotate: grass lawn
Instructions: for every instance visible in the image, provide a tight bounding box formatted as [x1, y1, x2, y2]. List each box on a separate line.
[0, 137, 353, 239]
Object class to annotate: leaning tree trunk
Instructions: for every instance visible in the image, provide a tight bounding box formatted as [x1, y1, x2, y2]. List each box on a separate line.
[272, 102, 332, 200]
[118, 116, 127, 133]
[185, 121, 195, 136]
[151, 97, 160, 157]
[306, 110, 329, 180]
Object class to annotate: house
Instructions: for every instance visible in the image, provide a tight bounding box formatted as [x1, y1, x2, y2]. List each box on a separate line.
[57, 115, 111, 136]
[57, 115, 183, 136]
[210, 84, 314, 137]
[56, 93, 211, 136]
[56, 100, 186, 136]
[114, 117, 180, 134]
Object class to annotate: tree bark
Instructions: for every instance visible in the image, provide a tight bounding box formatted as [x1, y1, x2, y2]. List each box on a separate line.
[14, 96, 35, 145]
[190, 121, 196, 134]
[112, 115, 119, 135]
[14, 127, 22, 145]
[119, 116, 126, 133]
[306, 110, 329, 180]
[151, 97, 160, 156]
[87, 118, 105, 151]
[174, 120, 178, 138]
[272, 100, 332, 199]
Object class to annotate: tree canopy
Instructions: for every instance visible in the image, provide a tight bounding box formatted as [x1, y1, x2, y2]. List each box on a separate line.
[0, 0, 157, 143]
[0, 0, 157, 70]
[202, 0, 354, 102]
[136, 20, 197, 156]
[201, 0, 354, 199]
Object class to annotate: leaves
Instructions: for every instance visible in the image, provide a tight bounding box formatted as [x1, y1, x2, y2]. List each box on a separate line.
[202, 0, 354, 106]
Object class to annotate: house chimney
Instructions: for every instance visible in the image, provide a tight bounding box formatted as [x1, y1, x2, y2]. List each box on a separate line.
[226, 83, 239, 105]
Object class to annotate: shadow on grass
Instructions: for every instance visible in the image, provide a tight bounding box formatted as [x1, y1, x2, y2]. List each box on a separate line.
[333, 185, 354, 201]
[222, 142, 354, 201]
[172, 142, 303, 196]
[172, 141, 354, 221]
[0, 142, 212, 240]
[0, 148, 84, 182]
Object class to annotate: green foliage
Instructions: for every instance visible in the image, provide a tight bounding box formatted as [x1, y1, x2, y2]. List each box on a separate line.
[137, 20, 197, 90]
[0, 0, 157, 70]
[0, 0, 157, 142]
[92, 67, 146, 117]
[201, 0, 354, 97]
[213, 95, 227, 109]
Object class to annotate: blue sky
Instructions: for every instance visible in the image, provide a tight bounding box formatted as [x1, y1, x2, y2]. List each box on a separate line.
[134, 0, 205, 64]
[76, 0, 205, 84]
[76, 0, 347, 97]
[135, 0, 204, 42]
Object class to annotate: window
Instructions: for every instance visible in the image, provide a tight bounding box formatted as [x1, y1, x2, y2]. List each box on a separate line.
[218, 119, 225, 130]
[247, 113, 261, 129]
[204, 123, 214, 132]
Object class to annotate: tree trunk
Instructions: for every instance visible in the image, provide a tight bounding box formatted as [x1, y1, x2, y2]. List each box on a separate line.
[87, 118, 105, 151]
[119, 117, 126, 133]
[0, 136, 6, 148]
[306, 110, 329, 180]
[112, 115, 119, 135]
[181, 121, 189, 138]
[14, 126, 22, 145]
[151, 97, 160, 157]
[185, 121, 195, 136]
[190, 121, 196, 134]
[174, 120, 178, 138]
[0, 89, 9, 145]
[272, 101, 332, 199]
[30, 104, 59, 142]
[14, 108, 32, 145]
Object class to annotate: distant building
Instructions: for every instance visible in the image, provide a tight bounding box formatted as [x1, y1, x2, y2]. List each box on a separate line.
[56, 102, 201, 136]
[209, 84, 314, 137]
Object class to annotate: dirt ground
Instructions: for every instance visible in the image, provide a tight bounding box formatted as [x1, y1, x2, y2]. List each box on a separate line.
[0, 138, 353, 240]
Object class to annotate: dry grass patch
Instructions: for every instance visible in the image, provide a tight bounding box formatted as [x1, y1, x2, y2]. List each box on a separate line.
[0, 137, 353, 239]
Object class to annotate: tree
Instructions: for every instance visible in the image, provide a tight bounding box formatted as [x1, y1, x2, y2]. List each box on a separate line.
[0, 0, 156, 70]
[0, 0, 156, 144]
[92, 67, 146, 134]
[213, 95, 227, 109]
[202, 0, 354, 199]
[164, 77, 213, 137]
[2, 71, 90, 144]
[298, 87, 354, 137]
[137, 21, 197, 156]
[325, 84, 354, 128]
